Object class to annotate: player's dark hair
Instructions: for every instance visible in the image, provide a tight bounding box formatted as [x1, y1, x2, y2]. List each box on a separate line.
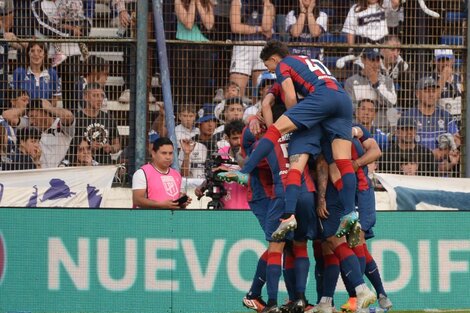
[260, 40, 290, 61]
[152, 137, 174, 152]
[224, 119, 244, 137]
[272, 98, 287, 121]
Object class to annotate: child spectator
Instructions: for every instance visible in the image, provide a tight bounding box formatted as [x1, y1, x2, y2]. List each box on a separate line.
[175, 104, 200, 145]
[1, 89, 30, 130]
[213, 97, 246, 147]
[3, 127, 42, 170]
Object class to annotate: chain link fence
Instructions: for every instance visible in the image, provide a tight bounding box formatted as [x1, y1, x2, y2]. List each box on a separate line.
[0, 0, 467, 186]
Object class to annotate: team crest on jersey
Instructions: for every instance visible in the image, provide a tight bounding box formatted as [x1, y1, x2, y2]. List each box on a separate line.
[161, 176, 179, 197]
[438, 119, 445, 129]
[416, 121, 423, 129]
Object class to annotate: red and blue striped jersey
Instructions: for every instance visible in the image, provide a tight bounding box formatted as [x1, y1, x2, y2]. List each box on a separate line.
[352, 123, 373, 191]
[276, 55, 341, 98]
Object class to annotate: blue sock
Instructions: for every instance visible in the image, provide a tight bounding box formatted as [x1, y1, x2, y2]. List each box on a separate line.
[323, 253, 340, 297]
[283, 251, 296, 301]
[284, 169, 302, 215]
[241, 125, 281, 174]
[341, 270, 357, 297]
[293, 244, 310, 294]
[353, 245, 366, 275]
[334, 159, 357, 215]
[313, 241, 324, 303]
[334, 243, 364, 288]
[266, 251, 282, 304]
[365, 245, 387, 297]
[248, 250, 268, 298]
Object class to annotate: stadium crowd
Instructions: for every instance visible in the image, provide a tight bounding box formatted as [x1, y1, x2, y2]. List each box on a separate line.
[0, 0, 466, 180]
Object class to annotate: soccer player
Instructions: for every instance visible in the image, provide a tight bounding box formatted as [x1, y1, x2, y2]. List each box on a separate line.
[220, 40, 358, 239]
[340, 124, 393, 312]
[314, 144, 377, 313]
[242, 93, 318, 313]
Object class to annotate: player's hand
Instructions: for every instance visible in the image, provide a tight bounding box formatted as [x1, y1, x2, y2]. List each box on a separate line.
[316, 198, 329, 219]
[194, 187, 204, 198]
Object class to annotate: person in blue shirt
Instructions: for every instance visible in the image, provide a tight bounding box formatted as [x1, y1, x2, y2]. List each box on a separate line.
[401, 76, 459, 152]
[11, 42, 61, 106]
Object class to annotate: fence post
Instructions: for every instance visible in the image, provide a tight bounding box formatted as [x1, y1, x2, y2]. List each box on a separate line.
[134, 0, 148, 171]
[466, 9, 470, 177]
[152, 0, 179, 170]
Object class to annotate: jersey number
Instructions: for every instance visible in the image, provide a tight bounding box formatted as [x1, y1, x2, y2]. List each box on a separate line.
[304, 58, 332, 76]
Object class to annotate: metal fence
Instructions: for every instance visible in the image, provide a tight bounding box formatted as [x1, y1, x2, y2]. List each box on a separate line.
[0, 0, 467, 184]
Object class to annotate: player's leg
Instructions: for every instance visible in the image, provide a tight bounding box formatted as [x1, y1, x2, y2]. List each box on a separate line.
[315, 241, 340, 313]
[244, 198, 270, 312]
[312, 240, 324, 304]
[271, 153, 309, 240]
[264, 197, 289, 312]
[364, 242, 393, 310]
[280, 243, 296, 312]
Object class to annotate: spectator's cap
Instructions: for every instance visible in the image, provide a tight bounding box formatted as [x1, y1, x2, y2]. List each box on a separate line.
[416, 76, 438, 90]
[256, 71, 277, 95]
[355, 86, 378, 103]
[148, 130, 160, 143]
[196, 103, 217, 124]
[434, 48, 454, 60]
[362, 48, 382, 60]
[397, 117, 416, 128]
[16, 127, 41, 143]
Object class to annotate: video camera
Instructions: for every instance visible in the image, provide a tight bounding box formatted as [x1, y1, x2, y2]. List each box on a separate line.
[200, 153, 238, 210]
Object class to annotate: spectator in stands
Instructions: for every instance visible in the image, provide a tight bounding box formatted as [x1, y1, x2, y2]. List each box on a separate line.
[0, 117, 13, 166]
[345, 48, 397, 130]
[229, 0, 275, 97]
[379, 117, 436, 176]
[175, 104, 199, 144]
[342, 0, 400, 45]
[214, 80, 241, 103]
[61, 136, 99, 167]
[75, 83, 121, 164]
[173, 0, 214, 104]
[379, 35, 412, 107]
[72, 55, 110, 111]
[31, 0, 90, 106]
[243, 71, 276, 123]
[11, 0, 33, 65]
[432, 48, 463, 126]
[179, 136, 207, 178]
[0, 0, 14, 106]
[1, 89, 30, 131]
[433, 133, 461, 178]
[11, 42, 61, 106]
[213, 97, 246, 147]
[27, 98, 75, 168]
[193, 103, 219, 158]
[401, 76, 459, 153]
[3, 127, 42, 170]
[132, 136, 191, 209]
[286, 0, 328, 60]
[353, 88, 389, 151]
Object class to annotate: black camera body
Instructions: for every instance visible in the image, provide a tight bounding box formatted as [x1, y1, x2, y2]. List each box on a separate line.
[202, 153, 238, 210]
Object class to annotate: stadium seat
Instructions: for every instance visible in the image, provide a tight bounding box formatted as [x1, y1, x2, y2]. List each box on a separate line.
[440, 35, 464, 46]
[446, 11, 467, 23]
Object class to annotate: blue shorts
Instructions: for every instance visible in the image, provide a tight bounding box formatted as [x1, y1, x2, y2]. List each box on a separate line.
[319, 184, 344, 240]
[288, 125, 323, 158]
[250, 198, 272, 230]
[293, 191, 317, 241]
[284, 88, 352, 143]
[267, 197, 293, 241]
[356, 187, 376, 239]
